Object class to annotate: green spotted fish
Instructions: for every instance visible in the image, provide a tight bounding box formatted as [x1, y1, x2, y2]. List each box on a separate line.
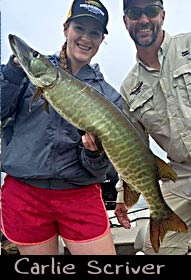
[8, 34, 188, 253]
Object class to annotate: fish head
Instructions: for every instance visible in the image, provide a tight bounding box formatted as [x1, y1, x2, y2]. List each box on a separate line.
[8, 34, 58, 88]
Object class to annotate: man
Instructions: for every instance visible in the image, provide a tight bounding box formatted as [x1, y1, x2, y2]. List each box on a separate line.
[115, 0, 191, 254]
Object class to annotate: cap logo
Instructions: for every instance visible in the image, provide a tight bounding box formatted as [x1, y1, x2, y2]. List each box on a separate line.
[80, 3, 104, 16]
[85, 0, 101, 8]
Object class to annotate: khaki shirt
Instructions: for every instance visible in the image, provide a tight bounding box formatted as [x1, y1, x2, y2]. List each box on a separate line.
[117, 32, 191, 202]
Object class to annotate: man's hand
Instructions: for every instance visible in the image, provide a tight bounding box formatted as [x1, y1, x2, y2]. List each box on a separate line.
[114, 203, 131, 229]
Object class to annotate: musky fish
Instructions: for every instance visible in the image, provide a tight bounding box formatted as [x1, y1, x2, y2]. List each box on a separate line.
[8, 34, 188, 253]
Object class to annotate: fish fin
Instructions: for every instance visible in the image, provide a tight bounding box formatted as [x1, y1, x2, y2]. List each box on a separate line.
[123, 181, 141, 208]
[150, 212, 188, 253]
[29, 88, 43, 112]
[154, 155, 177, 182]
[42, 99, 49, 113]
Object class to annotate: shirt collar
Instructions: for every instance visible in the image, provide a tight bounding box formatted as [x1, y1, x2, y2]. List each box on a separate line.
[136, 31, 171, 71]
[160, 31, 171, 57]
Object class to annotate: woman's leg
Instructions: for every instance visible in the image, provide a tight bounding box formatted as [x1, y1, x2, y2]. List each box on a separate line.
[17, 235, 59, 255]
[64, 231, 116, 255]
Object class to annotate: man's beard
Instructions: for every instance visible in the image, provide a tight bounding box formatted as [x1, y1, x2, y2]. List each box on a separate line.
[129, 22, 162, 47]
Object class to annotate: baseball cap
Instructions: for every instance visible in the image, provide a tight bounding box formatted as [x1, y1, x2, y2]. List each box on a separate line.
[66, 0, 109, 34]
[123, 0, 163, 11]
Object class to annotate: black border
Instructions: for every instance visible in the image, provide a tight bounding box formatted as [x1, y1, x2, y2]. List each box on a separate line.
[0, 255, 188, 280]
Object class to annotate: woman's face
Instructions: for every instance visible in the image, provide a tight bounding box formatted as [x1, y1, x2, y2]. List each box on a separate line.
[64, 17, 104, 73]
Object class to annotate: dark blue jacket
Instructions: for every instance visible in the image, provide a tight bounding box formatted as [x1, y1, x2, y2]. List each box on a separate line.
[1, 55, 122, 189]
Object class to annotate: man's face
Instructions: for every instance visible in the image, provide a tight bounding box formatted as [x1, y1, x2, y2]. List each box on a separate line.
[123, 0, 165, 47]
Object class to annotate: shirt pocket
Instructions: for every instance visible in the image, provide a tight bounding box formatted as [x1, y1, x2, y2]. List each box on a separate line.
[173, 63, 191, 104]
[129, 86, 154, 117]
[128, 86, 167, 135]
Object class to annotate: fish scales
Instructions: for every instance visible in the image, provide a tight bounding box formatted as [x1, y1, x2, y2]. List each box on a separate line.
[44, 77, 155, 189]
[8, 34, 188, 253]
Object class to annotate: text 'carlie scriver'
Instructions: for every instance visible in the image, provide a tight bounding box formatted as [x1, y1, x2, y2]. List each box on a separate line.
[14, 258, 166, 275]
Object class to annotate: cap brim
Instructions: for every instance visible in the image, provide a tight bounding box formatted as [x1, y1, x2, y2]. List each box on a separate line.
[68, 14, 108, 34]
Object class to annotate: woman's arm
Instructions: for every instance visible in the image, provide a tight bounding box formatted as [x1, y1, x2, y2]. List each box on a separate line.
[1, 55, 27, 120]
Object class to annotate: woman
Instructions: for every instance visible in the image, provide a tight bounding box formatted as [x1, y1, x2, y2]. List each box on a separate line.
[1, 0, 121, 255]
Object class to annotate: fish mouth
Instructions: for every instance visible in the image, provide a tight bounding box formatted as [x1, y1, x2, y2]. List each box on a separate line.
[8, 34, 17, 55]
[8, 34, 33, 67]
[8, 34, 59, 88]
[8, 34, 24, 58]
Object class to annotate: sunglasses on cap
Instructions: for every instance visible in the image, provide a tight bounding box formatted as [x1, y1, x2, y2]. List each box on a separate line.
[125, 5, 163, 20]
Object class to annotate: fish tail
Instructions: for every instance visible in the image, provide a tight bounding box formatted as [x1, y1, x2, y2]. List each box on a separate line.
[150, 212, 188, 253]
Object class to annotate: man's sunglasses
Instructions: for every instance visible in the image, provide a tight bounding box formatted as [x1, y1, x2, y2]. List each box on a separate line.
[125, 5, 163, 20]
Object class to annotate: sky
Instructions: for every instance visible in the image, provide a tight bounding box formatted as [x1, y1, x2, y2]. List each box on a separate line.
[1, 0, 191, 158]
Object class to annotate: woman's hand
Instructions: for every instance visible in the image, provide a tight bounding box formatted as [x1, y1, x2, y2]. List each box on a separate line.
[82, 132, 98, 151]
[13, 56, 20, 65]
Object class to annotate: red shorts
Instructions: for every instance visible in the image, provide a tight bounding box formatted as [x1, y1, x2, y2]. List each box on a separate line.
[1, 175, 110, 245]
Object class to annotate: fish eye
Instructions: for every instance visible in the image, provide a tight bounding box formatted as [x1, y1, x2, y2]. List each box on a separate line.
[33, 51, 40, 58]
